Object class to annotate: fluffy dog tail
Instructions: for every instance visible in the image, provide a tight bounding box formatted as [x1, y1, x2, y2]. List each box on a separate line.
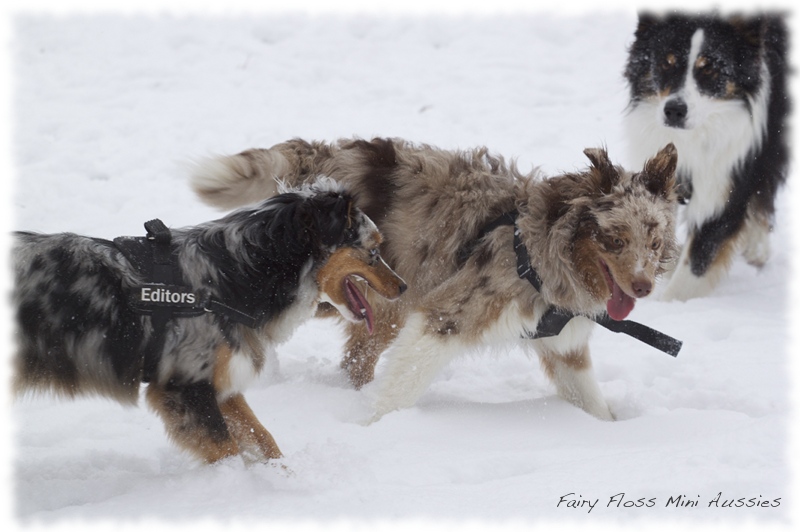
[192, 138, 342, 209]
[190, 148, 298, 210]
[191, 138, 400, 212]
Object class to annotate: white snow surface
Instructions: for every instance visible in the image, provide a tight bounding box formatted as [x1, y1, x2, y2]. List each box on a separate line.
[4, 6, 798, 531]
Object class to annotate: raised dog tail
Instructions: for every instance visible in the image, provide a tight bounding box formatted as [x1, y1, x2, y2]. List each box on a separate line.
[191, 143, 318, 210]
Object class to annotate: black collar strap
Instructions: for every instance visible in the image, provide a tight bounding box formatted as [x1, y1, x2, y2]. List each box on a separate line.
[467, 211, 682, 357]
[456, 210, 520, 267]
[204, 299, 260, 329]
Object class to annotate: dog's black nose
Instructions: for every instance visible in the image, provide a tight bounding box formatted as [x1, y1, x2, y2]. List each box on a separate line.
[398, 282, 408, 295]
[663, 99, 688, 128]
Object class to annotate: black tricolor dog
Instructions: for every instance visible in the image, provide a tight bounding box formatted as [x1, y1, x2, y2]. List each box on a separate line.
[624, 12, 790, 301]
[12, 179, 406, 464]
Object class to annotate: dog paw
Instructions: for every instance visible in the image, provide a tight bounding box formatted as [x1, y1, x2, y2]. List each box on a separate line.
[241, 453, 294, 475]
[583, 400, 615, 421]
[597, 406, 616, 422]
[658, 286, 688, 302]
[659, 282, 709, 302]
[658, 268, 716, 302]
[269, 460, 295, 477]
[740, 218, 772, 268]
[742, 240, 770, 269]
[363, 411, 384, 425]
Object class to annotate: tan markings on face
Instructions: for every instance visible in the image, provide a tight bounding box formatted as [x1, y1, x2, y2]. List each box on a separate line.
[695, 55, 707, 69]
[658, 88, 672, 99]
[666, 53, 677, 66]
[316, 243, 405, 307]
[602, 248, 658, 299]
[604, 219, 664, 299]
[572, 235, 610, 301]
[574, 218, 665, 303]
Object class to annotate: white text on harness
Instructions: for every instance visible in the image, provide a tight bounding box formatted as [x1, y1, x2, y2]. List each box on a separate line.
[140, 286, 197, 305]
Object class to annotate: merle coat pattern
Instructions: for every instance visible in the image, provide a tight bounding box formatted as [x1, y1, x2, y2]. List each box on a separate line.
[191, 138, 679, 422]
[13, 181, 406, 463]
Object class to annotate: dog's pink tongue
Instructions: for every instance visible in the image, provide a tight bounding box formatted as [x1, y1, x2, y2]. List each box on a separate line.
[607, 280, 635, 321]
[361, 299, 374, 335]
[345, 278, 375, 334]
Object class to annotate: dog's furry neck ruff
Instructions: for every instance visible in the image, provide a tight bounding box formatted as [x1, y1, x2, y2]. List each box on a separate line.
[467, 211, 682, 357]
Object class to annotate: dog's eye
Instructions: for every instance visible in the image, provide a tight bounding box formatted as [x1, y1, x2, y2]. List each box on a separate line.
[696, 56, 712, 71]
[369, 248, 379, 257]
[696, 56, 721, 79]
[651, 239, 662, 250]
[608, 237, 625, 251]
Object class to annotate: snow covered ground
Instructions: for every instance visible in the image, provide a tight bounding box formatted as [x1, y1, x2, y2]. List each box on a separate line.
[4, 3, 798, 531]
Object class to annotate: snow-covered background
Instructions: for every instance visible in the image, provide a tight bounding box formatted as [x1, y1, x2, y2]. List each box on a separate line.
[3, 2, 798, 531]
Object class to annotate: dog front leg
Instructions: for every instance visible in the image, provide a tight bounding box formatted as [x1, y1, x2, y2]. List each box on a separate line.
[369, 312, 460, 422]
[341, 303, 404, 389]
[661, 187, 755, 302]
[659, 229, 736, 301]
[218, 393, 282, 463]
[341, 322, 384, 390]
[535, 338, 614, 421]
[739, 207, 772, 268]
[146, 380, 240, 463]
[538, 346, 614, 421]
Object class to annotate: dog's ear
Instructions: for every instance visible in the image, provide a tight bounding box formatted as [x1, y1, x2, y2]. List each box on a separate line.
[584, 147, 619, 194]
[640, 143, 678, 199]
[729, 14, 765, 48]
[634, 12, 659, 39]
[310, 192, 355, 247]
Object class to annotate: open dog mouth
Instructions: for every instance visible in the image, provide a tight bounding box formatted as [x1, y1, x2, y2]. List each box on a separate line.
[344, 276, 374, 334]
[317, 246, 406, 335]
[600, 259, 635, 321]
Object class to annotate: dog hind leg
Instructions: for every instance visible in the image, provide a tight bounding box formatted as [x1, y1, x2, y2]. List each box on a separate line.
[146, 380, 239, 463]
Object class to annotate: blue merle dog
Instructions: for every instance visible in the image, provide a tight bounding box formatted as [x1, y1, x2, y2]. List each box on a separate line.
[12, 179, 405, 463]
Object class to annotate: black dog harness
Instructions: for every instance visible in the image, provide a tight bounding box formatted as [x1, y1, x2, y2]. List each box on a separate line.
[113, 219, 264, 382]
[458, 211, 682, 357]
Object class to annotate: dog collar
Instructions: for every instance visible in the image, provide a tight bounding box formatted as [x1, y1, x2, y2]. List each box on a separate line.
[465, 211, 682, 357]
